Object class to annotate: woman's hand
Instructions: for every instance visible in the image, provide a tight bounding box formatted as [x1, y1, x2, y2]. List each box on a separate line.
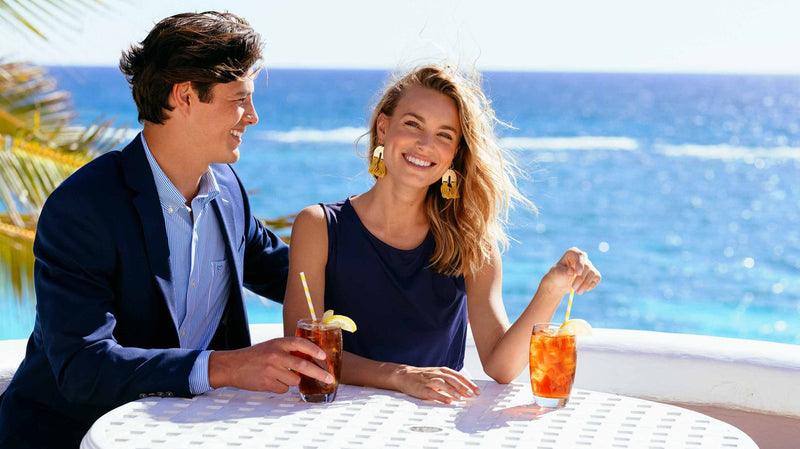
[542, 247, 602, 297]
[390, 365, 481, 404]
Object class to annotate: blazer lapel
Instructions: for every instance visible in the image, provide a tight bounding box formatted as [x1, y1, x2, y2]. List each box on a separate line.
[209, 178, 251, 349]
[119, 135, 179, 331]
[213, 182, 243, 282]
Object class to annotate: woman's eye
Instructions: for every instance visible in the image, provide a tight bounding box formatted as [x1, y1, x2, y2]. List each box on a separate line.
[438, 133, 454, 141]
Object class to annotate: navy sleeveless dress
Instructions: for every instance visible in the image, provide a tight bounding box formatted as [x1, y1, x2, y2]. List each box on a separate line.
[321, 199, 468, 370]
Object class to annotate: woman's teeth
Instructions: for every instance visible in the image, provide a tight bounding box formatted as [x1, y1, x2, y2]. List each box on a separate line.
[405, 155, 432, 167]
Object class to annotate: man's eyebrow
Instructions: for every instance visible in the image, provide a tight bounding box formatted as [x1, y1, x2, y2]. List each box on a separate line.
[403, 112, 458, 133]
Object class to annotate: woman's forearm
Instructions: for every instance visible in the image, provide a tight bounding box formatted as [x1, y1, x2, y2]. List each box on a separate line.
[340, 351, 403, 391]
[481, 284, 562, 383]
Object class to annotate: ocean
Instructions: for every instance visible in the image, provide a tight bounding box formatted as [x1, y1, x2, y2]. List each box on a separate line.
[1, 67, 798, 344]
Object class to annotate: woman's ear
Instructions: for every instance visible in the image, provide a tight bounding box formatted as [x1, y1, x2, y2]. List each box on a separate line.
[376, 112, 388, 142]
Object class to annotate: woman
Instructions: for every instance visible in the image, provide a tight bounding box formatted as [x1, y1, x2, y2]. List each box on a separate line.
[283, 64, 601, 403]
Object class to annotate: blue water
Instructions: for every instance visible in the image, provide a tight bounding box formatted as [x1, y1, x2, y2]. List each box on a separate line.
[1, 67, 798, 344]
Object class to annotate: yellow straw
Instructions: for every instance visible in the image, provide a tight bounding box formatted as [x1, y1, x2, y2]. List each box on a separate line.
[564, 275, 576, 322]
[299, 272, 317, 321]
[564, 288, 575, 322]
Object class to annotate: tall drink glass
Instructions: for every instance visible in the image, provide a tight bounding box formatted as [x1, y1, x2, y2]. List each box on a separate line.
[529, 322, 577, 408]
[295, 318, 343, 403]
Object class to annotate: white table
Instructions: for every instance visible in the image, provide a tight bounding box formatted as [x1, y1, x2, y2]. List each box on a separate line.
[81, 381, 757, 449]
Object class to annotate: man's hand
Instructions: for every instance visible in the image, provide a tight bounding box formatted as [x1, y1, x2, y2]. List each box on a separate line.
[208, 337, 334, 393]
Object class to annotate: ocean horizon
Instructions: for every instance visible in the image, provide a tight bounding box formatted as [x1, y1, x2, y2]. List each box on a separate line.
[1, 67, 798, 344]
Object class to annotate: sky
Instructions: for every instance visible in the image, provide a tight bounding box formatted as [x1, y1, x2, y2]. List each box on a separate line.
[2, 0, 800, 74]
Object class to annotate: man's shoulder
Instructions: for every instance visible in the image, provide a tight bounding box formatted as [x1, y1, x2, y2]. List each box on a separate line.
[57, 137, 143, 191]
[45, 138, 144, 209]
[47, 154, 120, 205]
[66, 150, 123, 182]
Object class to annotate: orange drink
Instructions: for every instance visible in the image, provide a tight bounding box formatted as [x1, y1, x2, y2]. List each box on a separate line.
[529, 322, 577, 408]
[295, 318, 343, 403]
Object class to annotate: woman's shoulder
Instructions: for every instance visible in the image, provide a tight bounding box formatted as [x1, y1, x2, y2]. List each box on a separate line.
[294, 198, 352, 230]
[294, 204, 327, 227]
[289, 205, 330, 257]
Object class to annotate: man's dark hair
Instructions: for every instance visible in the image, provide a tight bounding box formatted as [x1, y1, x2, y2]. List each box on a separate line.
[119, 11, 264, 124]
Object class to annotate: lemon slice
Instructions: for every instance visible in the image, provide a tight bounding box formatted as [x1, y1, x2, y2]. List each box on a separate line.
[559, 318, 593, 336]
[323, 313, 357, 333]
[322, 309, 334, 322]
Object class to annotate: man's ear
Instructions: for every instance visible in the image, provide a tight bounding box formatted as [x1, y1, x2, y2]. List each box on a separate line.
[170, 82, 194, 114]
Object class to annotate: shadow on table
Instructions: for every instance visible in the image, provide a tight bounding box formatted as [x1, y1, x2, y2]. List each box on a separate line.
[138, 385, 428, 424]
[136, 382, 559, 432]
[453, 381, 558, 433]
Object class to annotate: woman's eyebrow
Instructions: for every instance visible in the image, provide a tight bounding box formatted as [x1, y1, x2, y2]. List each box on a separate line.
[402, 112, 458, 133]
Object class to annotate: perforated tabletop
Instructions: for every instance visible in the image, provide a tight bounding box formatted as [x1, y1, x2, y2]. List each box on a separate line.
[81, 381, 756, 448]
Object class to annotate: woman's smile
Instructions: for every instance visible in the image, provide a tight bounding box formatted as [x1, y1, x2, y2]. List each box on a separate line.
[404, 153, 434, 168]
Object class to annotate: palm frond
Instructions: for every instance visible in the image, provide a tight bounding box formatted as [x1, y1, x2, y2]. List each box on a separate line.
[0, 61, 73, 139]
[0, 135, 90, 224]
[0, 106, 25, 132]
[0, 0, 118, 303]
[0, 214, 35, 302]
[0, 0, 104, 42]
[54, 118, 129, 155]
[0, 61, 125, 152]
[0, 2, 45, 39]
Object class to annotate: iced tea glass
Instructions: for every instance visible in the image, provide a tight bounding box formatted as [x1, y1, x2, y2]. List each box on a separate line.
[295, 318, 343, 403]
[529, 322, 577, 408]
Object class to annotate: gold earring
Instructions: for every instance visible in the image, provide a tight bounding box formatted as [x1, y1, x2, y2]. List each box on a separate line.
[368, 145, 386, 178]
[440, 167, 459, 199]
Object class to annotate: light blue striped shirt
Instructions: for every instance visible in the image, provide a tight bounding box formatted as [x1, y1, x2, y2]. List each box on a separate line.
[141, 134, 231, 395]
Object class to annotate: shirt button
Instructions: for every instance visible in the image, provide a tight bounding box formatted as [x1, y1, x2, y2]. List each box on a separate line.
[191, 281, 196, 287]
[181, 330, 186, 337]
[167, 206, 174, 213]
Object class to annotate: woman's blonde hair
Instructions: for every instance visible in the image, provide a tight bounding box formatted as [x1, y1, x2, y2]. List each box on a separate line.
[367, 64, 536, 277]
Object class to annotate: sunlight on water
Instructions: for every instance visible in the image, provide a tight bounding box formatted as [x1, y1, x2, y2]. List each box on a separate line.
[2, 69, 799, 345]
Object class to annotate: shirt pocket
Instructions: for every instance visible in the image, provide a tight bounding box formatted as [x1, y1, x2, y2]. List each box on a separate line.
[211, 260, 229, 282]
[206, 260, 231, 307]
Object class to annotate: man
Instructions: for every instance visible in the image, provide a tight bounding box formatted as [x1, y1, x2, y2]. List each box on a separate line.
[0, 12, 332, 448]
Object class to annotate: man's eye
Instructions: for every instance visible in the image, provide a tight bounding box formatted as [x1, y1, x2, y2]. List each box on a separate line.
[405, 121, 420, 128]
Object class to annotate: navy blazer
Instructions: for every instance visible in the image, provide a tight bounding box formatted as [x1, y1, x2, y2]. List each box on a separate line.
[0, 136, 289, 448]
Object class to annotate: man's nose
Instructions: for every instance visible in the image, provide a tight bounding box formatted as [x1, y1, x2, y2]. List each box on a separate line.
[244, 100, 258, 125]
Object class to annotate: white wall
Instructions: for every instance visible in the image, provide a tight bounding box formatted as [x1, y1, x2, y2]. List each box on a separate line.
[572, 329, 800, 418]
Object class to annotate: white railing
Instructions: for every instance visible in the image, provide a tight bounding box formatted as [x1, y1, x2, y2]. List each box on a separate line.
[462, 326, 800, 418]
[572, 329, 800, 417]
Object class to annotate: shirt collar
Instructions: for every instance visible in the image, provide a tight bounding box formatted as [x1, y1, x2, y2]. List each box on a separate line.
[140, 133, 220, 208]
